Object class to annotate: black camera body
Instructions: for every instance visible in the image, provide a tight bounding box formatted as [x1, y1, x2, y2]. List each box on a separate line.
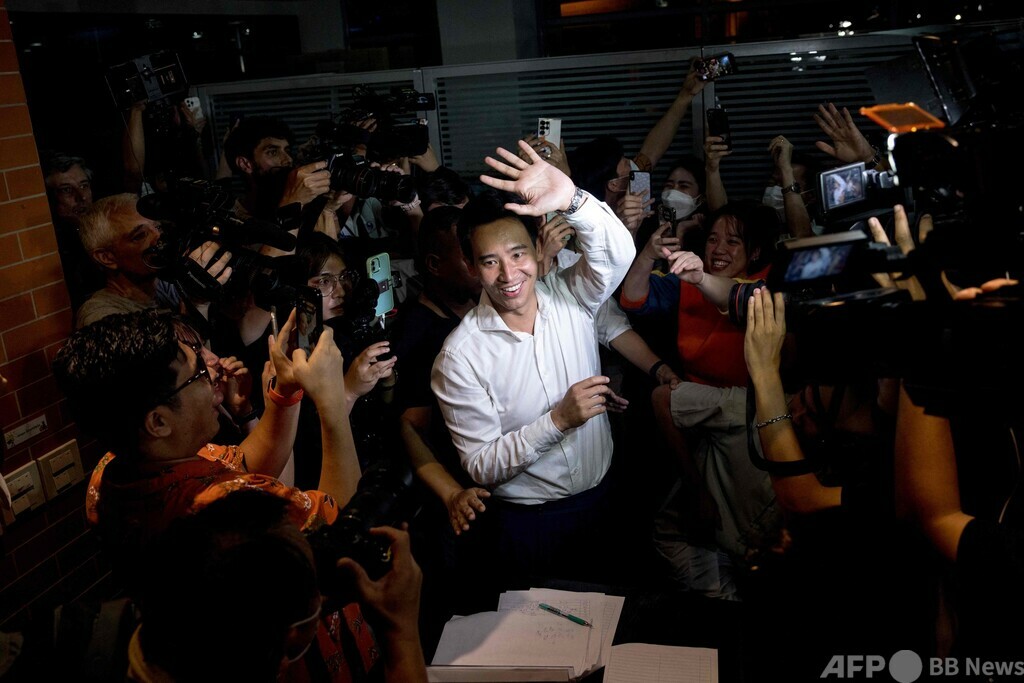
[137, 177, 300, 305]
[296, 83, 434, 203]
[324, 152, 416, 204]
[305, 456, 418, 609]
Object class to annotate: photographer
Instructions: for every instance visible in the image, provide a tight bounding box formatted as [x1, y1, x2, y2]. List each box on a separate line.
[74, 193, 232, 329]
[132, 490, 427, 682]
[224, 115, 332, 237]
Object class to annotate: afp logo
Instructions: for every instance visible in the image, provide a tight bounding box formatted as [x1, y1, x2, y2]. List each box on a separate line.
[821, 651, 924, 682]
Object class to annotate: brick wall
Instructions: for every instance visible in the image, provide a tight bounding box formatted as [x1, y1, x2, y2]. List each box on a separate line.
[0, 0, 112, 633]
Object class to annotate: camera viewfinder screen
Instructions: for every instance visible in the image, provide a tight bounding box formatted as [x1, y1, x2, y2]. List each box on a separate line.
[783, 245, 854, 283]
[821, 164, 867, 212]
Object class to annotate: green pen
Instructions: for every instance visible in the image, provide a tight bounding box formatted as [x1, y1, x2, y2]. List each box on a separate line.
[538, 603, 592, 627]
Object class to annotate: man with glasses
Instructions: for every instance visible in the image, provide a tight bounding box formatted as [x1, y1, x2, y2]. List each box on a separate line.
[74, 193, 231, 329]
[53, 308, 359, 589]
[53, 309, 427, 681]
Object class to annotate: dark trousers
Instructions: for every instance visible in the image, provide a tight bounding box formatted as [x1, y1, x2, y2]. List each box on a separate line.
[488, 475, 614, 591]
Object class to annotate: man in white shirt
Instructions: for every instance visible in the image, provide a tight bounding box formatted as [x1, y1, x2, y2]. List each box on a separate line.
[431, 141, 635, 585]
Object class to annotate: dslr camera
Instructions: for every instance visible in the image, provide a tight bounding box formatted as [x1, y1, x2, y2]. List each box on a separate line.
[305, 456, 419, 609]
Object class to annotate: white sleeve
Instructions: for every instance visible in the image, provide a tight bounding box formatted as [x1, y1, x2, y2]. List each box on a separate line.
[431, 348, 565, 487]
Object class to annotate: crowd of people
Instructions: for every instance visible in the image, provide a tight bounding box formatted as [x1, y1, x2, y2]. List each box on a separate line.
[23, 55, 1021, 681]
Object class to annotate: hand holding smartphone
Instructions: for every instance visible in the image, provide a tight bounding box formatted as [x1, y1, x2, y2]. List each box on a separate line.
[628, 170, 651, 205]
[706, 107, 732, 151]
[270, 287, 324, 358]
[537, 117, 562, 150]
[367, 253, 394, 318]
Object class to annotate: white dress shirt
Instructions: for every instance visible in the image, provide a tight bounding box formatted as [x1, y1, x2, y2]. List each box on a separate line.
[431, 194, 636, 505]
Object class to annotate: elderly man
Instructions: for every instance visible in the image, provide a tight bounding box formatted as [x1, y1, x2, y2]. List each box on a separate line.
[73, 193, 231, 329]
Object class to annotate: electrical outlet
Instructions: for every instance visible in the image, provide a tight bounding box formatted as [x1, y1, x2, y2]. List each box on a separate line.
[3, 461, 46, 522]
[4, 414, 48, 449]
[36, 439, 85, 500]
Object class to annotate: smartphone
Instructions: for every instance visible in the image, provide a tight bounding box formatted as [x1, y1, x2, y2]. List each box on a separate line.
[706, 107, 732, 150]
[658, 204, 677, 225]
[367, 252, 394, 318]
[183, 96, 205, 122]
[628, 170, 651, 204]
[293, 286, 324, 356]
[537, 117, 562, 151]
[271, 288, 324, 357]
[697, 52, 736, 82]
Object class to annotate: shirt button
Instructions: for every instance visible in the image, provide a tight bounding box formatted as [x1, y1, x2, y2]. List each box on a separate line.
[572, 467, 580, 475]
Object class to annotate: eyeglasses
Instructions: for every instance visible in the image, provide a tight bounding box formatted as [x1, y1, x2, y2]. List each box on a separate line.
[311, 270, 360, 296]
[160, 346, 213, 402]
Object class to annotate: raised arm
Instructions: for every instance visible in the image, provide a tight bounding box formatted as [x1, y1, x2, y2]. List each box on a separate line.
[637, 60, 707, 170]
[894, 382, 971, 562]
[481, 140, 635, 314]
[768, 136, 813, 238]
[290, 325, 363, 507]
[744, 288, 841, 513]
[239, 309, 303, 477]
[704, 133, 731, 211]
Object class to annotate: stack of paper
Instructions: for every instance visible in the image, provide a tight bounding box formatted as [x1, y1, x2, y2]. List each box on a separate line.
[429, 587, 625, 682]
[603, 643, 718, 683]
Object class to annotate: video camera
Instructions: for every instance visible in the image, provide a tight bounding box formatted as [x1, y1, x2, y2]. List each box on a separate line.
[295, 84, 435, 204]
[137, 177, 304, 309]
[305, 455, 419, 609]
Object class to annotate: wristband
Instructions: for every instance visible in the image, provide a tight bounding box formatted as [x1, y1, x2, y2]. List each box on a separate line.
[754, 413, 792, 429]
[267, 377, 303, 407]
[648, 360, 667, 380]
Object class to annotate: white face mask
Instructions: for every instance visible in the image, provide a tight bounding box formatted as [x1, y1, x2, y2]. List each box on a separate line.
[660, 189, 698, 219]
[762, 185, 786, 222]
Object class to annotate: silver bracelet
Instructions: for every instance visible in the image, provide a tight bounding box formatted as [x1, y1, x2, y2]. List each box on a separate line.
[754, 413, 792, 429]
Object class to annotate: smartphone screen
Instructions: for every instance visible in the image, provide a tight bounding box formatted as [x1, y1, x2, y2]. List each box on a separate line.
[293, 287, 324, 356]
[628, 170, 651, 204]
[698, 52, 736, 81]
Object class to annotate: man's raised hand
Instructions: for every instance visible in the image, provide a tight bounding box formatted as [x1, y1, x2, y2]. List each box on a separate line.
[480, 140, 576, 216]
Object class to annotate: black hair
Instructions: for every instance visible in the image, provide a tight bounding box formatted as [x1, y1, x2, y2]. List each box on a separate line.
[52, 310, 181, 457]
[416, 205, 462, 274]
[138, 490, 318, 682]
[418, 166, 472, 209]
[40, 150, 93, 180]
[290, 232, 362, 283]
[568, 135, 624, 198]
[456, 189, 534, 262]
[224, 116, 295, 174]
[665, 155, 707, 194]
[702, 200, 781, 274]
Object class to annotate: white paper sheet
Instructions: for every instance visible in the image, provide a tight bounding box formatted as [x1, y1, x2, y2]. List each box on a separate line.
[603, 642, 718, 683]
